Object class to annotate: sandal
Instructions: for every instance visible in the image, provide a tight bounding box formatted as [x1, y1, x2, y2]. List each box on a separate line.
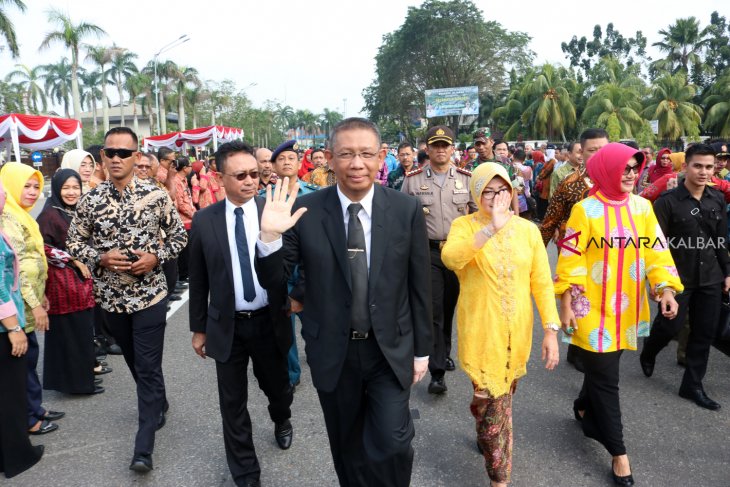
[29, 419, 58, 435]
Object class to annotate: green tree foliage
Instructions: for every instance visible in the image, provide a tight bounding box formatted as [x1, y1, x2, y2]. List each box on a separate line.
[651, 17, 710, 86]
[703, 69, 730, 137]
[643, 73, 703, 140]
[5, 63, 47, 113]
[0, 0, 25, 58]
[363, 0, 532, 139]
[704, 12, 730, 83]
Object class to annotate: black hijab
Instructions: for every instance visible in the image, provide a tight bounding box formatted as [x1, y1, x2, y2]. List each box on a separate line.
[46, 169, 83, 223]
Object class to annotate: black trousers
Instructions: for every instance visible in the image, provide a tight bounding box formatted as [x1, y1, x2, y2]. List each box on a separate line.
[429, 246, 459, 378]
[162, 258, 178, 297]
[103, 299, 168, 455]
[317, 335, 414, 487]
[536, 196, 549, 220]
[215, 313, 292, 485]
[177, 230, 191, 281]
[0, 335, 43, 478]
[574, 348, 626, 456]
[643, 284, 722, 390]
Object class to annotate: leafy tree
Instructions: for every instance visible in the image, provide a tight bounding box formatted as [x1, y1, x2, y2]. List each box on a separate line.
[0, 0, 25, 58]
[108, 45, 138, 126]
[167, 64, 200, 131]
[125, 72, 149, 135]
[704, 12, 730, 83]
[364, 0, 532, 138]
[703, 70, 730, 137]
[42, 58, 73, 117]
[642, 73, 702, 140]
[319, 108, 343, 137]
[85, 45, 113, 132]
[0, 79, 23, 112]
[39, 9, 106, 121]
[583, 83, 644, 140]
[79, 69, 102, 133]
[651, 17, 710, 85]
[561, 23, 648, 82]
[5, 63, 47, 113]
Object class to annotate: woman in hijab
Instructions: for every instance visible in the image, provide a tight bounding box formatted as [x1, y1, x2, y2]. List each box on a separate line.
[555, 143, 683, 486]
[36, 169, 101, 395]
[0, 162, 64, 435]
[0, 180, 45, 478]
[61, 149, 96, 193]
[441, 163, 560, 487]
[646, 148, 673, 185]
[640, 152, 684, 202]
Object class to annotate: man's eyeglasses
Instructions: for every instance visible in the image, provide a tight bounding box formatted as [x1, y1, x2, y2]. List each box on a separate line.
[481, 188, 510, 200]
[103, 148, 137, 159]
[623, 164, 641, 176]
[335, 151, 378, 161]
[223, 170, 259, 181]
[135, 165, 151, 171]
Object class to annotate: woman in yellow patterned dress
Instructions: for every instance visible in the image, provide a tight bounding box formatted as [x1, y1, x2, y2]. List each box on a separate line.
[555, 143, 683, 486]
[442, 163, 560, 487]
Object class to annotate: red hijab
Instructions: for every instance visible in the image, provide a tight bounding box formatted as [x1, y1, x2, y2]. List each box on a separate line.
[647, 148, 672, 183]
[297, 148, 314, 179]
[587, 143, 646, 201]
[532, 150, 545, 165]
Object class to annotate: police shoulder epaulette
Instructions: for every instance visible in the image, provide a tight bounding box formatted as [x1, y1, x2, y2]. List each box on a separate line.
[456, 167, 472, 176]
[406, 167, 424, 177]
[304, 182, 320, 190]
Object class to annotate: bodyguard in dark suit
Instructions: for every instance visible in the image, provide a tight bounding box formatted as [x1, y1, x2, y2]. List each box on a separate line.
[257, 118, 432, 487]
[188, 141, 293, 487]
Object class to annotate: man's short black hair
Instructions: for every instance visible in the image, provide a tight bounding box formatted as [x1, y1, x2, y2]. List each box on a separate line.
[579, 128, 609, 147]
[104, 126, 138, 146]
[622, 140, 640, 150]
[397, 141, 413, 153]
[85, 144, 102, 164]
[567, 141, 580, 153]
[310, 148, 325, 158]
[685, 143, 717, 163]
[417, 150, 429, 165]
[175, 156, 190, 170]
[329, 117, 381, 149]
[215, 140, 256, 174]
[158, 147, 175, 161]
[513, 150, 526, 162]
[493, 139, 508, 149]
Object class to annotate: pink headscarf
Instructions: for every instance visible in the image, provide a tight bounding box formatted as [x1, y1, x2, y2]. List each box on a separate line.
[587, 143, 645, 201]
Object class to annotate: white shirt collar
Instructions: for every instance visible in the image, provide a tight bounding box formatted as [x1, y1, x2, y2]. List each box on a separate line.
[225, 196, 257, 216]
[336, 184, 374, 219]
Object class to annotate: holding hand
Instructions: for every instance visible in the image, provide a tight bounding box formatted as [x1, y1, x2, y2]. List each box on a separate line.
[559, 292, 578, 336]
[260, 177, 308, 242]
[73, 260, 92, 279]
[542, 331, 559, 370]
[659, 289, 679, 319]
[32, 305, 49, 332]
[100, 249, 132, 273]
[130, 250, 159, 276]
[8, 329, 27, 356]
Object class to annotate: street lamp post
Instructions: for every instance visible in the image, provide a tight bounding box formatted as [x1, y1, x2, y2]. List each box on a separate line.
[154, 34, 190, 135]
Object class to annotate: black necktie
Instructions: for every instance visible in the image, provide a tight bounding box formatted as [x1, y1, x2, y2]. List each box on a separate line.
[347, 203, 370, 333]
[234, 207, 256, 302]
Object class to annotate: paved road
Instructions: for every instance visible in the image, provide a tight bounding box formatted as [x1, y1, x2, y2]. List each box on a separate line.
[6, 246, 730, 486]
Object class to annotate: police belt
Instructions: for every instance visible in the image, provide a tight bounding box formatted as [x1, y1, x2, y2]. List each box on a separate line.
[234, 306, 269, 320]
[429, 239, 446, 250]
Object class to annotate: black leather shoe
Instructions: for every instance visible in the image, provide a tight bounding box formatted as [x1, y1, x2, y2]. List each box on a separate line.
[29, 419, 58, 435]
[175, 282, 188, 289]
[679, 387, 721, 411]
[274, 419, 293, 450]
[129, 453, 153, 473]
[428, 377, 447, 394]
[157, 411, 166, 431]
[107, 344, 123, 355]
[639, 352, 654, 378]
[476, 440, 483, 455]
[168, 294, 182, 301]
[612, 459, 635, 486]
[43, 410, 65, 421]
[241, 477, 261, 487]
[95, 378, 103, 385]
[445, 357, 455, 371]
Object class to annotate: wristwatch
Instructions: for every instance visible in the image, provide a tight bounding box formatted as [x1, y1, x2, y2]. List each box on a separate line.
[545, 323, 560, 332]
[8, 325, 22, 333]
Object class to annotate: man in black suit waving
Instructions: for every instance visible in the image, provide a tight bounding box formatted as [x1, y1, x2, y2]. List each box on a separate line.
[188, 141, 293, 487]
[257, 118, 432, 487]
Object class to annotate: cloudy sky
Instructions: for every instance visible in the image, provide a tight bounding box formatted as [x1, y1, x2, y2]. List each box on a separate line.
[1, 0, 726, 117]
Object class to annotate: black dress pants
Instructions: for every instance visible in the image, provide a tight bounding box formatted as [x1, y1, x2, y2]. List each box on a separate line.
[429, 246, 459, 379]
[574, 348, 626, 456]
[0, 335, 43, 478]
[317, 335, 414, 487]
[214, 313, 292, 486]
[103, 299, 168, 455]
[162, 258, 178, 297]
[643, 284, 722, 390]
[177, 230, 191, 281]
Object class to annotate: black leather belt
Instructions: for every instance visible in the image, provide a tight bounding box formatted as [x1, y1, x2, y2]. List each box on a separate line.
[350, 330, 369, 340]
[234, 307, 269, 319]
[429, 239, 446, 250]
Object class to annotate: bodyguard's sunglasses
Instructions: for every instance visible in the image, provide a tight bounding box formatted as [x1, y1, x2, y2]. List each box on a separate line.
[223, 170, 259, 181]
[103, 148, 137, 159]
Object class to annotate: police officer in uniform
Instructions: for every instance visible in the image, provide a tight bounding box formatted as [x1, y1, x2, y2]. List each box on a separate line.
[401, 126, 476, 394]
[260, 139, 319, 392]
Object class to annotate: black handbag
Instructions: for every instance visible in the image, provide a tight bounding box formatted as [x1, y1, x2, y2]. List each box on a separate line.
[717, 293, 730, 342]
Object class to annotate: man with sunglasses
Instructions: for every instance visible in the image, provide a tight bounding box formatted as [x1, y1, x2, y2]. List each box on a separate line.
[67, 127, 187, 473]
[188, 140, 294, 487]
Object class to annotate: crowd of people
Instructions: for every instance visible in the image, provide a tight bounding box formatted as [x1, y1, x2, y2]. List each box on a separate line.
[0, 119, 728, 487]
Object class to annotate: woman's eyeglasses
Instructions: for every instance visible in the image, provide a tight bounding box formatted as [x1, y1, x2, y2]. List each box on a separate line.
[623, 164, 641, 176]
[481, 188, 510, 200]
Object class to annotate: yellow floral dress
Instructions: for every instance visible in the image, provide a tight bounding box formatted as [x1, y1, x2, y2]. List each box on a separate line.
[554, 191, 684, 353]
[442, 214, 560, 397]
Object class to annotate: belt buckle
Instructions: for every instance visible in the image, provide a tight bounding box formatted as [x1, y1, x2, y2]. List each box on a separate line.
[439, 240, 445, 250]
[350, 330, 368, 340]
[237, 310, 253, 319]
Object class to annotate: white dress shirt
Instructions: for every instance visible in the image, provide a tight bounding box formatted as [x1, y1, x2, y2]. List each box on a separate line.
[225, 197, 268, 311]
[337, 185, 374, 269]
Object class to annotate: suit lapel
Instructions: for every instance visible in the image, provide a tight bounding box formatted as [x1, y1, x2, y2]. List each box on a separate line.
[368, 185, 390, 291]
[255, 195, 264, 222]
[211, 201, 235, 288]
[322, 187, 351, 289]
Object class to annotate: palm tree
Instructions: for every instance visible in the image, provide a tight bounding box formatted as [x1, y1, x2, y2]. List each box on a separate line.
[0, 79, 24, 112]
[79, 69, 102, 133]
[168, 64, 201, 131]
[319, 108, 343, 137]
[108, 46, 138, 126]
[5, 63, 47, 113]
[515, 64, 577, 141]
[125, 72, 150, 136]
[0, 0, 25, 58]
[652, 17, 710, 79]
[185, 85, 207, 129]
[703, 70, 730, 137]
[643, 73, 703, 140]
[86, 45, 113, 132]
[274, 104, 295, 131]
[582, 83, 645, 140]
[146, 59, 177, 133]
[39, 9, 106, 121]
[42, 58, 73, 118]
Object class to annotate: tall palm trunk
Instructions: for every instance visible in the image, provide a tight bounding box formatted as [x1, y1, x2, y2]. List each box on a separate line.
[71, 52, 82, 121]
[117, 76, 125, 126]
[101, 74, 110, 132]
[160, 92, 168, 133]
[178, 91, 186, 131]
[91, 99, 98, 134]
[132, 98, 139, 135]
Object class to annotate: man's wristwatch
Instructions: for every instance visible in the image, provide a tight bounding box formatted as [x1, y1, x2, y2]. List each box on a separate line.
[8, 325, 22, 333]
